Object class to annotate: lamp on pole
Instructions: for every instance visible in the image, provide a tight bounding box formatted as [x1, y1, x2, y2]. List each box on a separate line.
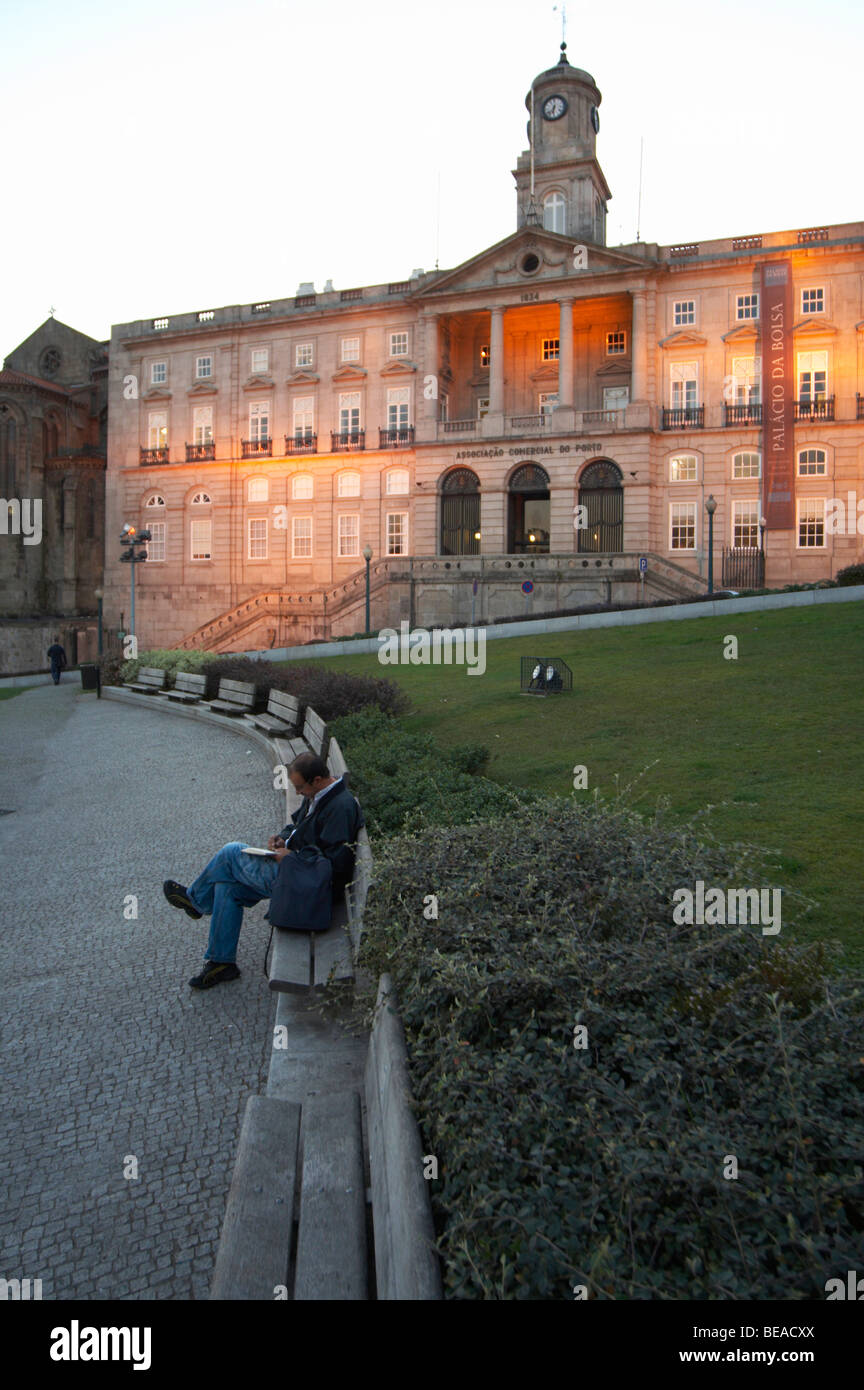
[705, 495, 717, 595]
[119, 524, 151, 646]
[362, 544, 373, 636]
[94, 587, 104, 656]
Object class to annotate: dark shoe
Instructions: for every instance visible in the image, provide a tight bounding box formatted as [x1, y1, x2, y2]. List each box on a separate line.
[189, 960, 240, 990]
[163, 879, 203, 920]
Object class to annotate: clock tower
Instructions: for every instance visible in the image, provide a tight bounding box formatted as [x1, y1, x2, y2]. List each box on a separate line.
[513, 42, 612, 245]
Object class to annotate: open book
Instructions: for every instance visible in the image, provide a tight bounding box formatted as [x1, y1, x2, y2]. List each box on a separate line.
[242, 847, 278, 857]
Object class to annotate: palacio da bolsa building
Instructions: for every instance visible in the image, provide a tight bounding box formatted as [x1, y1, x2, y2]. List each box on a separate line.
[102, 42, 864, 651]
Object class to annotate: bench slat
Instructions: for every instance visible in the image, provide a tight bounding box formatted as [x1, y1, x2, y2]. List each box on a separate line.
[294, 1091, 367, 1301]
[302, 708, 328, 758]
[210, 1094, 300, 1300]
[312, 912, 354, 988]
[269, 926, 312, 992]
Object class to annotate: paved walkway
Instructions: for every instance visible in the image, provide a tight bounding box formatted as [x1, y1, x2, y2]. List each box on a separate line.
[0, 681, 283, 1299]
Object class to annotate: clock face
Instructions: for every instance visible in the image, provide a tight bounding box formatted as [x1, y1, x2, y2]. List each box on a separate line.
[590, 105, 600, 134]
[542, 94, 568, 121]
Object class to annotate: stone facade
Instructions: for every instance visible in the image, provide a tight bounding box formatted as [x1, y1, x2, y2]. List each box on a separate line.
[0, 317, 107, 669]
[103, 44, 864, 652]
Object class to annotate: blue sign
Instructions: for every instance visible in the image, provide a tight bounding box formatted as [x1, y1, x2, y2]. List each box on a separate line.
[472, 579, 478, 595]
[639, 557, 648, 573]
[521, 580, 534, 594]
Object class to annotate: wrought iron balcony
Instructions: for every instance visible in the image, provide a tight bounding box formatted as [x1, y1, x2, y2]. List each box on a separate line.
[331, 429, 365, 452]
[662, 406, 704, 430]
[794, 397, 834, 421]
[140, 446, 169, 465]
[241, 437, 272, 457]
[442, 419, 477, 433]
[858, 394, 864, 420]
[379, 426, 415, 449]
[724, 403, 762, 426]
[186, 441, 215, 461]
[284, 433, 318, 456]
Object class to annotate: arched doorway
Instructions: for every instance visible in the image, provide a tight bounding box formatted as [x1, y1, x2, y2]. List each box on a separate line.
[440, 468, 480, 555]
[577, 459, 623, 552]
[508, 463, 550, 554]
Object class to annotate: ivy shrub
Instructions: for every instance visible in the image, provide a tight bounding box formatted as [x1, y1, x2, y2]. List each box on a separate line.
[356, 796, 864, 1300]
[835, 563, 864, 587]
[105, 647, 217, 688]
[330, 706, 526, 838]
[200, 656, 411, 720]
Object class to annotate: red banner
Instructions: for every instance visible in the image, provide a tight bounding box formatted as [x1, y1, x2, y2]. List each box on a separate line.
[761, 261, 794, 529]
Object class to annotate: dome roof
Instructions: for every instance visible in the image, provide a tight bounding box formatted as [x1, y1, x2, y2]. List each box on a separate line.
[530, 42, 597, 91]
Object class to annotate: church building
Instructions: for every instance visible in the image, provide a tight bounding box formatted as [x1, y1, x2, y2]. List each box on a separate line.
[103, 43, 864, 651]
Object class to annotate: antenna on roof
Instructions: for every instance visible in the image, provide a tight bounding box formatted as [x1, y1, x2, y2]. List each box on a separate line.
[435, 170, 441, 270]
[636, 137, 644, 242]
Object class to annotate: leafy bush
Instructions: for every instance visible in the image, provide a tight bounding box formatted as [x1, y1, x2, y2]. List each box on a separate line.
[356, 797, 864, 1300]
[330, 706, 527, 837]
[835, 563, 864, 587]
[111, 647, 217, 687]
[199, 656, 411, 721]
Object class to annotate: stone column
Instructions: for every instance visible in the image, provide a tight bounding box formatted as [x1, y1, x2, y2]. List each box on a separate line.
[489, 307, 504, 414]
[631, 289, 648, 403]
[557, 298, 574, 407]
[423, 314, 439, 421]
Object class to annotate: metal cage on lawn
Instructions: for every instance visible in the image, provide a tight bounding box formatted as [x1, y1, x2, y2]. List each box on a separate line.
[520, 656, 573, 694]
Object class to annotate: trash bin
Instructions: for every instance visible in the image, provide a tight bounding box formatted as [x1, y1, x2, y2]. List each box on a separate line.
[80, 663, 101, 694]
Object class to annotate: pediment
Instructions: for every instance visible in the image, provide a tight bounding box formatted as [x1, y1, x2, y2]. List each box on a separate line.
[243, 374, 275, 390]
[659, 330, 708, 349]
[528, 363, 559, 384]
[792, 316, 837, 336]
[188, 382, 218, 396]
[596, 357, 632, 376]
[417, 227, 654, 300]
[380, 359, 417, 377]
[722, 324, 759, 343]
[332, 364, 367, 383]
[286, 370, 320, 385]
[143, 387, 172, 401]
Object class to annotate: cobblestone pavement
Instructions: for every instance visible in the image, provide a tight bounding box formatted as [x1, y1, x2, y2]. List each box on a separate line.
[0, 683, 282, 1300]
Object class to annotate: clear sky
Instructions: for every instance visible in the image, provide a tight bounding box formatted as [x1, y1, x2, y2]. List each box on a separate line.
[2, 0, 861, 358]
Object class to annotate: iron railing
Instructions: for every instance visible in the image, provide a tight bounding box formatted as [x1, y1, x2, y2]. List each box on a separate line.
[284, 433, 318, 455]
[662, 406, 704, 429]
[379, 426, 415, 448]
[794, 397, 834, 421]
[331, 429, 366, 452]
[721, 547, 765, 589]
[186, 442, 215, 461]
[140, 447, 169, 464]
[241, 438, 272, 457]
[724, 403, 762, 425]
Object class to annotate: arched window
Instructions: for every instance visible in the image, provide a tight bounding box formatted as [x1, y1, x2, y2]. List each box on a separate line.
[247, 477, 268, 501]
[593, 196, 604, 242]
[337, 470, 361, 498]
[543, 191, 566, 234]
[577, 458, 623, 553]
[440, 468, 480, 556]
[670, 454, 699, 482]
[0, 413, 16, 493]
[145, 494, 165, 507]
[508, 464, 550, 554]
[145, 496, 165, 561]
[732, 452, 761, 479]
[191, 491, 211, 504]
[292, 473, 314, 500]
[798, 447, 826, 476]
[385, 467, 409, 495]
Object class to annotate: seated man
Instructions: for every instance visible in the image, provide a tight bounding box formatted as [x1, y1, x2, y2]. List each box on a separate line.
[163, 752, 364, 990]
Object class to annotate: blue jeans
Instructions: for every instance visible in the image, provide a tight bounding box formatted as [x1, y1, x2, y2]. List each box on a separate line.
[186, 841, 280, 964]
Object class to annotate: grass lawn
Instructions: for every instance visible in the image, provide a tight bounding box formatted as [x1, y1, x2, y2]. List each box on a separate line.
[0, 686, 37, 700]
[290, 601, 864, 969]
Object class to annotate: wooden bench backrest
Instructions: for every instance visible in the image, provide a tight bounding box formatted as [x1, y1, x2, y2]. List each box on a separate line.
[137, 668, 166, 684]
[175, 671, 207, 693]
[267, 689, 300, 724]
[303, 707, 328, 757]
[217, 678, 256, 706]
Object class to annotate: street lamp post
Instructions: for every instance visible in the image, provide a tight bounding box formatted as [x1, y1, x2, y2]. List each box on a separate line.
[759, 513, 767, 587]
[705, 495, 717, 595]
[119, 524, 151, 647]
[362, 544, 373, 636]
[94, 587, 104, 656]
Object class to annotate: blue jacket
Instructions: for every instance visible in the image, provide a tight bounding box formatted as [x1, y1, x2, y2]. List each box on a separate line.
[278, 778, 364, 899]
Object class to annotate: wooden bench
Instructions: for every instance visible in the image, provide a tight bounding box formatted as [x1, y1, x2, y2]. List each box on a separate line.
[211, 976, 441, 1301]
[127, 666, 166, 695]
[268, 824, 370, 993]
[251, 689, 301, 736]
[302, 707, 329, 759]
[207, 678, 256, 717]
[164, 671, 207, 704]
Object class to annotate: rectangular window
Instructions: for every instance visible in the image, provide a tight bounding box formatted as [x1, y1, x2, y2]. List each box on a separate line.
[249, 401, 270, 441]
[145, 521, 165, 561]
[798, 448, 826, 476]
[148, 412, 167, 448]
[341, 336, 360, 362]
[480, 344, 490, 368]
[251, 348, 269, 375]
[191, 519, 211, 560]
[797, 350, 827, 400]
[603, 385, 629, 411]
[386, 512, 407, 556]
[732, 501, 759, 548]
[192, 406, 213, 444]
[389, 331, 409, 357]
[477, 396, 490, 419]
[292, 515, 312, 558]
[606, 331, 627, 354]
[801, 287, 824, 315]
[670, 502, 696, 550]
[669, 454, 698, 481]
[196, 355, 212, 380]
[733, 452, 761, 479]
[385, 468, 409, 494]
[339, 391, 361, 433]
[151, 362, 167, 385]
[338, 514, 359, 557]
[673, 300, 695, 326]
[798, 499, 824, 547]
[670, 362, 698, 409]
[387, 386, 410, 429]
[439, 391, 448, 422]
[736, 293, 759, 320]
[293, 396, 314, 438]
[539, 392, 558, 415]
[542, 338, 560, 361]
[248, 517, 267, 559]
[295, 342, 313, 367]
[337, 471, 361, 498]
[731, 355, 761, 403]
